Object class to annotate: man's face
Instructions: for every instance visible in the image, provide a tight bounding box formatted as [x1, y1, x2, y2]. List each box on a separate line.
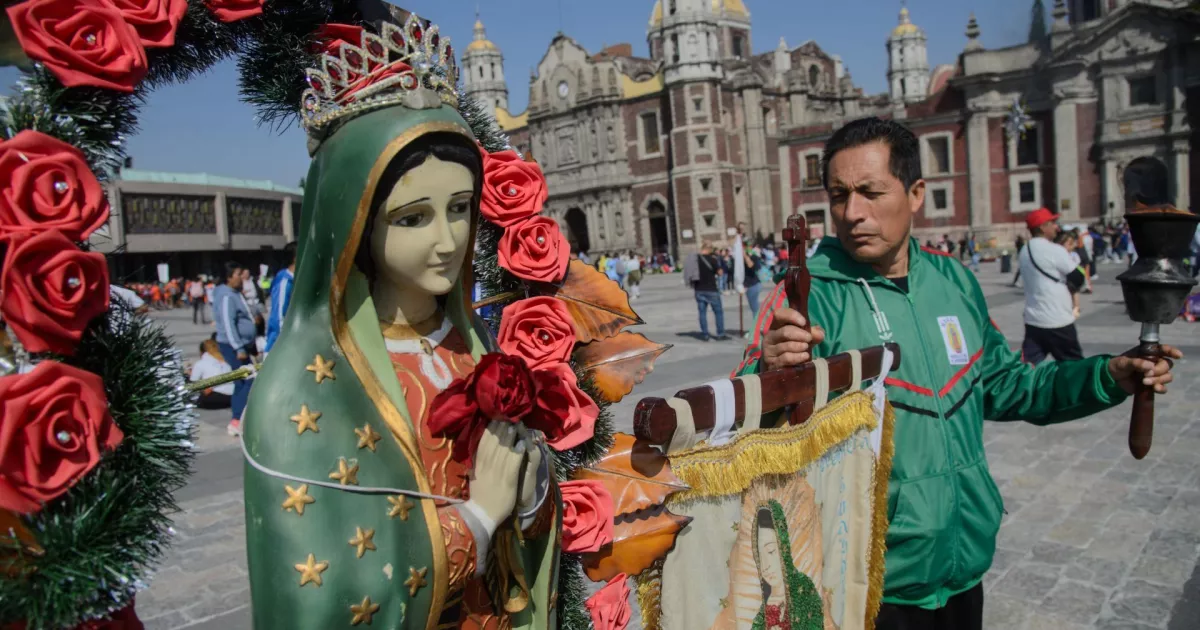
[826, 142, 923, 265]
[228, 269, 244, 288]
[1039, 222, 1060, 239]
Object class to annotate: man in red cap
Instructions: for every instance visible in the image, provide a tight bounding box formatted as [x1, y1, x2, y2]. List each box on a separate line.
[1018, 207, 1088, 363]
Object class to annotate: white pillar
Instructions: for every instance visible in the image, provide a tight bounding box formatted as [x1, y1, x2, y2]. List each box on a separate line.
[1053, 101, 1079, 221]
[281, 195, 295, 243]
[966, 112, 992, 228]
[1173, 146, 1190, 210]
[778, 142, 793, 227]
[1104, 159, 1122, 220]
[215, 191, 230, 249]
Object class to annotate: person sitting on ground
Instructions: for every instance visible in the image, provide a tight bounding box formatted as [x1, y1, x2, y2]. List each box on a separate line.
[190, 337, 234, 410]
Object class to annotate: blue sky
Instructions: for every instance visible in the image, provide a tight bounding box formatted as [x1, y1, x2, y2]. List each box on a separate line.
[0, 0, 1042, 187]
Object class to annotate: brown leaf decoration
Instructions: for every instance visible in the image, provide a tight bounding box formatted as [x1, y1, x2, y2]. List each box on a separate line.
[574, 332, 671, 403]
[584, 507, 691, 581]
[538, 260, 643, 343]
[575, 433, 687, 517]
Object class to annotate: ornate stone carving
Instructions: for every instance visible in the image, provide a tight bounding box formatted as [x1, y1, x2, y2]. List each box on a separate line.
[557, 127, 578, 164]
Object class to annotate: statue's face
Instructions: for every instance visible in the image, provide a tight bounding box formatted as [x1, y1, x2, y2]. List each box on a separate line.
[756, 512, 784, 595]
[370, 155, 474, 299]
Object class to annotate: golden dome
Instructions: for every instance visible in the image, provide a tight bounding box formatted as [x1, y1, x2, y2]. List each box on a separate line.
[650, 0, 749, 27]
[892, 7, 921, 37]
[467, 16, 498, 52]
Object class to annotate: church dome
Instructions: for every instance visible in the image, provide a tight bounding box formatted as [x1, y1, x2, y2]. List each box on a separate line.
[650, 0, 749, 27]
[891, 7, 922, 37]
[467, 16, 498, 52]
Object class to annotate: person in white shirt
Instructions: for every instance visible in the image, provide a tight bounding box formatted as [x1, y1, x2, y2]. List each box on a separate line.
[190, 338, 234, 409]
[1018, 209, 1086, 364]
[624, 251, 642, 300]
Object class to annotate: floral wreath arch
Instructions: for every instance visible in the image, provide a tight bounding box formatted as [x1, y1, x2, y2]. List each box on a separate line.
[0, 1, 667, 629]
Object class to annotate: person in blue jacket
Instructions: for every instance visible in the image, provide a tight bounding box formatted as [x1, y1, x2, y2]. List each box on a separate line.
[264, 242, 296, 353]
[213, 261, 257, 437]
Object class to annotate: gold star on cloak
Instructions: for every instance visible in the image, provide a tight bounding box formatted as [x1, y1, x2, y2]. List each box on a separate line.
[387, 495, 414, 520]
[295, 553, 329, 587]
[290, 404, 321, 435]
[306, 354, 336, 384]
[329, 457, 359, 486]
[719, 597, 729, 609]
[355, 423, 382, 451]
[350, 595, 380, 625]
[349, 527, 377, 558]
[282, 484, 315, 516]
[405, 566, 428, 596]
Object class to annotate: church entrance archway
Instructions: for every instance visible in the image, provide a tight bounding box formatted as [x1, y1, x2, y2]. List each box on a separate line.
[647, 199, 670, 254]
[564, 207, 590, 254]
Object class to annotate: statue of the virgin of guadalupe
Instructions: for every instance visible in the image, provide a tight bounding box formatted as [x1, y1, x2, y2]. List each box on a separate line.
[241, 12, 559, 630]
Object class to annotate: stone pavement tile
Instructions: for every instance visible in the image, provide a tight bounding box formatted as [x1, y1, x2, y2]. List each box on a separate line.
[1092, 616, 1160, 630]
[993, 563, 1062, 603]
[983, 592, 1030, 627]
[1065, 556, 1129, 588]
[1023, 612, 1092, 630]
[1045, 518, 1102, 549]
[1129, 554, 1196, 589]
[1037, 580, 1109, 623]
[1031, 541, 1084, 565]
[140, 610, 189, 630]
[1141, 528, 1200, 561]
[1125, 487, 1177, 516]
[179, 587, 250, 624]
[1108, 579, 1182, 627]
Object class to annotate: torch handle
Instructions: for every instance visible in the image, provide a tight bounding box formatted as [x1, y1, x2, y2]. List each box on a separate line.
[1128, 341, 1160, 460]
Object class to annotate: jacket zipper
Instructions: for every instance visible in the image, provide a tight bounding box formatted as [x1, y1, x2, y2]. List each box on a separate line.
[903, 290, 958, 607]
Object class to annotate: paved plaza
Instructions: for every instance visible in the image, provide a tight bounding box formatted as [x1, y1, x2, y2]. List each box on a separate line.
[135, 259, 1200, 629]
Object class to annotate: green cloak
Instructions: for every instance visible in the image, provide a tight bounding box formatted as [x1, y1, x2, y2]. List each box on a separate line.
[242, 104, 560, 629]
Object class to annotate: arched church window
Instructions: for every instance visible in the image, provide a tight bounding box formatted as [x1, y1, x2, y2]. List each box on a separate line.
[668, 0, 676, 15]
[808, 65, 819, 87]
[479, 66, 484, 79]
[490, 63, 496, 79]
[900, 77, 907, 96]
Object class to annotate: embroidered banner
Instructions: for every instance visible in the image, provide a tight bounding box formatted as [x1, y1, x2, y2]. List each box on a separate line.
[639, 391, 894, 630]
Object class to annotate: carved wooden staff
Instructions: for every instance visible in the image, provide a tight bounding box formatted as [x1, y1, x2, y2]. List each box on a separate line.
[633, 213, 901, 448]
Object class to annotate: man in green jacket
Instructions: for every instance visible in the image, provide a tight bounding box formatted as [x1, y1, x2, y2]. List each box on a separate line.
[735, 117, 1181, 629]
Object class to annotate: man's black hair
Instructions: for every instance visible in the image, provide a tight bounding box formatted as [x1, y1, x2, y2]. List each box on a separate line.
[222, 261, 242, 283]
[284, 241, 298, 264]
[822, 117, 922, 191]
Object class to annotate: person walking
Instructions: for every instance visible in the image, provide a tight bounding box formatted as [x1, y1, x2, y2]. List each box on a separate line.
[736, 117, 1179, 630]
[1010, 235, 1025, 286]
[213, 262, 257, 437]
[625, 251, 642, 301]
[265, 242, 297, 353]
[966, 233, 980, 272]
[741, 245, 763, 339]
[1018, 209, 1088, 363]
[684, 242, 729, 341]
[189, 275, 208, 324]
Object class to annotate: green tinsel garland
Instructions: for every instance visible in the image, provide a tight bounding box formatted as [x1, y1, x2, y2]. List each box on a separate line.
[0, 305, 197, 628]
[459, 92, 617, 630]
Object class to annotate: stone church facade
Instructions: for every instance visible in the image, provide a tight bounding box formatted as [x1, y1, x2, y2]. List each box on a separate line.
[463, 0, 1199, 256]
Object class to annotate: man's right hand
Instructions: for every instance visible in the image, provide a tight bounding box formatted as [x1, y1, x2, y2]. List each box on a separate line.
[762, 307, 825, 371]
[237, 350, 249, 361]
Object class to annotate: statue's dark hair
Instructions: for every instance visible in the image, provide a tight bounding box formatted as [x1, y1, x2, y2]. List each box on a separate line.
[354, 132, 484, 287]
[822, 116, 922, 191]
[756, 506, 775, 601]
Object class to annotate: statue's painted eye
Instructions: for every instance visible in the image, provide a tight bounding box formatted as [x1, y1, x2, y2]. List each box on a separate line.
[449, 201, 471, 215]
[392, 212, 423, 228]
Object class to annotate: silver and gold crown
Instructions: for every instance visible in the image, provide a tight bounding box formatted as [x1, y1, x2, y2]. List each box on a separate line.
[300, 13, 458, 135]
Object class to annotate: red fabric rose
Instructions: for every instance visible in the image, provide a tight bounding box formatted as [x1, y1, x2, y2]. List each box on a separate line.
[0, 361, 123, 514]
[6, 0, 149, 93]
[204, 0, 263, 23]
[427, 353, 536, 465]
[1, 230, 110, 355]
[107, 0, 187, 48]
[0, 130, 110, 242]
[480, 150, 548, 227]
[498, 216, 570, 284]
[498, 297, 576, 371]
[527, 365, 598, 451]
[559, 479, 614, 553]
[585, 573, 632, 630]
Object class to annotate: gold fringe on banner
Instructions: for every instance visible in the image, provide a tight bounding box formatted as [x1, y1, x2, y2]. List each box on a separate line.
[636, 559, 665, 630]
[865, 401, 896, 630]
[666, 391, 880, 503]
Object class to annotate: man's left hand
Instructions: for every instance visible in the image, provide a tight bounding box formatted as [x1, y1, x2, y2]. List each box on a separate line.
[1108, 345, 1183, 395]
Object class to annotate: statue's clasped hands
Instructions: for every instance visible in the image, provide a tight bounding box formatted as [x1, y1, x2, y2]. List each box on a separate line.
[466, 421, 543, 537]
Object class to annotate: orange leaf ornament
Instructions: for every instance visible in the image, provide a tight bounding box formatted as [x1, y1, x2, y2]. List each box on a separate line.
[575, 433, 686, 516]
[573, 333, 670, 404]
[538, 260, 643, 343]
[583, 508, 691, 582]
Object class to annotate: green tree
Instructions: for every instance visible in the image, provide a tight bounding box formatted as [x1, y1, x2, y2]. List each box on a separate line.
[1029, 0, 1048, 43]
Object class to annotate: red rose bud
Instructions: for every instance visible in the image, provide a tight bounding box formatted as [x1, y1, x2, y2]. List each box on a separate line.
[0, 131, 110, 243]
[559, 479, 614, 554]
[498, 297, 577, 371]
[6, 0, 149, 93]
[107, 0, 188, 49]
[498, 216, 570, 284]
[0, 361, 123, 515]
[480, 150, 548, 228]
[528, 365, 598, 451]
[1, 230, 110, 355]
[204, 0, 263, 23]
[473, 353, 536, 421]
